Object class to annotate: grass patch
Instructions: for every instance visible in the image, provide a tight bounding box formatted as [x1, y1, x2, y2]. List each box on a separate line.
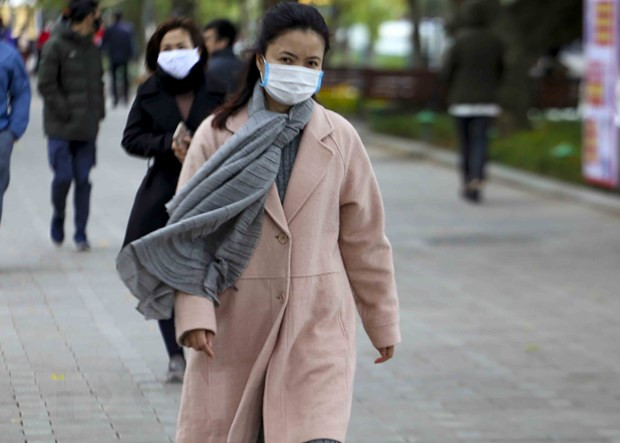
[368, 111, 586, 185]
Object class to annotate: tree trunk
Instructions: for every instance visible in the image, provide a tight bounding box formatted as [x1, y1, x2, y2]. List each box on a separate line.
[408, 0, 425, 68]
[172, 0, 197, 17]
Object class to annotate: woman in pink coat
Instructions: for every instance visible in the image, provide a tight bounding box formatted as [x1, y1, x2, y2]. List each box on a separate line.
[174, 3, 400, 442]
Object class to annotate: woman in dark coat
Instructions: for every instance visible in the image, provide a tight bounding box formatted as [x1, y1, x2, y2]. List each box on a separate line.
[121, 17, 225, 382]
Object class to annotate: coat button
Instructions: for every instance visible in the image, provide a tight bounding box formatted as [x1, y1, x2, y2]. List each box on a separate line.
[277, 233, 289, 244]
[276, 291, 285, 302]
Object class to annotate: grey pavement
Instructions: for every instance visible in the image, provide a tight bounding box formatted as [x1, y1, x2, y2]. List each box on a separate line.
[1, 91, 620, 443]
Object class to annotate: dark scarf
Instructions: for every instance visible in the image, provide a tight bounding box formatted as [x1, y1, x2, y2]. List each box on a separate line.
[156, 61, 205, 95]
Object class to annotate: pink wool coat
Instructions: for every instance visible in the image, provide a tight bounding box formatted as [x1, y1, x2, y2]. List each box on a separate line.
[174, 102, 401, 443]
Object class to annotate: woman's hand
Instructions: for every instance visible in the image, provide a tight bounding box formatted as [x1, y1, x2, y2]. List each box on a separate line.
[374, 346, 395, 364]
[182, 329, 215, 358]
[172, 135, 192, 163]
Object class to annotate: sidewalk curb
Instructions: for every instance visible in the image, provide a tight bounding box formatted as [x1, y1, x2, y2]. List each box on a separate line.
[360, 129, 620, 217]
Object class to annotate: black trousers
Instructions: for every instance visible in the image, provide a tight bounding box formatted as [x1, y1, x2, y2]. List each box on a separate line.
[454, 116, 492, 185]
[110, 62, 129, 105]
[159, 314, 184, 358]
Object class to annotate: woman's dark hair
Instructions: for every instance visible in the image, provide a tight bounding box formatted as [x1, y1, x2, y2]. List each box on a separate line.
[68, 0, 98, 23]
[145, 17, 207, 73]
[212, 2, 330, 129]
[204, 19, 238, 48]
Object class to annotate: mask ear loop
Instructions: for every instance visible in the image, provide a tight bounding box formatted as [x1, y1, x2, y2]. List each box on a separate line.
[259, 56, 270, 87]
[315, 70, 324, 94]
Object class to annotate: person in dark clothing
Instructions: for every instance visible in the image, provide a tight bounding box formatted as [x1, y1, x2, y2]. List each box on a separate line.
[121, 17, 225, 382]
[38, 0, 105, 251]
[203, 19, 243, 95]
[102, 11, 135, 106]
[442, 1, 504, 203]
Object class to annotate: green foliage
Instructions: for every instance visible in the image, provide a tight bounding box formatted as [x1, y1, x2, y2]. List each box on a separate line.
[368, 111, 456, 145]
[37, 0, 66, 11]
[368, 111, 585, 185]
[490, 119, 582, 184]
[373, 54, 409, 69]
[198, 0, 243, 24]
[508, 0, 582, 58]
[316, 85, 362, 115]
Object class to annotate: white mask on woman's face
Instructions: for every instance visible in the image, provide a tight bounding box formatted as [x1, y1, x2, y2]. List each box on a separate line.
[157, 48, 200, 79]
[260, 57, 324, 106]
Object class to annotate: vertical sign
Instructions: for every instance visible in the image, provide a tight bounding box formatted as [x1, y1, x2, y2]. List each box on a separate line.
[583, 0, 619, 187]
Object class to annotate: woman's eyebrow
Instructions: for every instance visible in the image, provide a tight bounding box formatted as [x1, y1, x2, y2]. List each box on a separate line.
[279, 50, 298, 59]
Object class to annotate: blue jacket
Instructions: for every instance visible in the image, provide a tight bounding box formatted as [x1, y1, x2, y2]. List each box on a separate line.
[0, 42, 30, 139]
[102, 22, 135, 64]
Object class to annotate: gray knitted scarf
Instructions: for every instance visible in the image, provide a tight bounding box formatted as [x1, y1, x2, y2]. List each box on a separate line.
[116, 83, 314, 320]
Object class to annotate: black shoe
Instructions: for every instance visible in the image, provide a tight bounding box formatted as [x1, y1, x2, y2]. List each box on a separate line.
[466, 188, 481, 203]
[51, 214, 64, 246]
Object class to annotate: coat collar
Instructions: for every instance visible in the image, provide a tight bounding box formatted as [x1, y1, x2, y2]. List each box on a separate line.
[140, 73, 222, 132]
[224, 101, 335, 233]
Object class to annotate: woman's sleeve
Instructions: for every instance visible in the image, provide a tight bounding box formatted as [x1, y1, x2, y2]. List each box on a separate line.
[174, 117, 220, 345]
[121, 92, 174, 158]
[338, 126, 401, 349]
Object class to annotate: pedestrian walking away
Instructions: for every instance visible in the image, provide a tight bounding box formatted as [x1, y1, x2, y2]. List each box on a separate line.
[121, 17, 226, 383]
[442, 1, 504, 203]
[117, 3, 401, 442]
[0, 41, 31, 227]
[102, 11, 135, 107]
[38, 0, 105, 251]
[204, 19, 244, 95]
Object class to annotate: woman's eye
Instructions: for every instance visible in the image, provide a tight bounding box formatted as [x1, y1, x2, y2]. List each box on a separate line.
[280, 57, 292, 64]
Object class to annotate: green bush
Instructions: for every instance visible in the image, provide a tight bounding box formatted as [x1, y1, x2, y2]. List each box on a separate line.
[316, 85, 361, 116]
[368, 111, 456, 147]
[490, 120, 582, 184]
[368, 111, 584, 185]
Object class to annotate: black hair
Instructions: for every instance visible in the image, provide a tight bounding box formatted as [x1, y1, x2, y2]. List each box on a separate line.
[113, 11, 123, 23]
[68, 0, 98, 23]
[212, 2, 330, 129]
[204, 19, 237, 48]
[145, 17, 207, 73]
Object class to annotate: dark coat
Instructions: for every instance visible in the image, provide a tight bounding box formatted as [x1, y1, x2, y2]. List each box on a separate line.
[441, 5, 504, 106]
[38, 26, 105, 141]
[102, 22, 135, 64]
[207, 47, 243, 95]
[121, 71, 225, 247]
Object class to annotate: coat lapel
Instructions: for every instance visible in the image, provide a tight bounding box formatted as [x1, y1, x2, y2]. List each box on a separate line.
[282, 104, 334, 224]
[141, 91, 182, 132]
[224, 103, 335, 231]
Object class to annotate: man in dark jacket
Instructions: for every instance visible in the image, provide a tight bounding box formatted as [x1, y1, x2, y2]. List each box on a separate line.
[102, 11, 135, 106]
[442, 1, 504, 203]
[203, 19, 243, 95]
[38, 0, 105, 251]
[0, 41, 31, 227]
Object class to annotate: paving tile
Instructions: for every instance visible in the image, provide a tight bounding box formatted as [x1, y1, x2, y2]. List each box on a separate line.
[1, 96, 619, 442]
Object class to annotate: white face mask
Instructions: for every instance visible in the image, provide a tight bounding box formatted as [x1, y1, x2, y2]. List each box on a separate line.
[260, 57, 324, 106]
[158, 48, 200, 79]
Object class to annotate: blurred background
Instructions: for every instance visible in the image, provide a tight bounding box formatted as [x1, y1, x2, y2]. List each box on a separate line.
[1, 0, 610, 191]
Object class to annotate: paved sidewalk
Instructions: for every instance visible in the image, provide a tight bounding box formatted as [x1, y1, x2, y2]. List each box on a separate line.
[1, 94, 620, 443]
